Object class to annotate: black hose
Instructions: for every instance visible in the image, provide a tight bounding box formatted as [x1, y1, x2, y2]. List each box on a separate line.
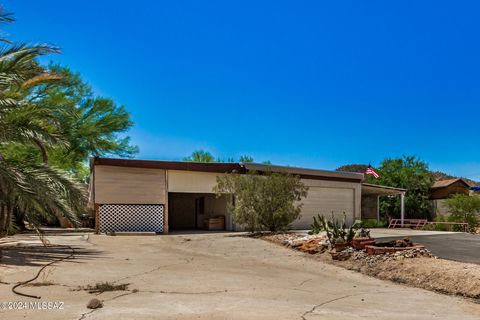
[11, 245, 75, 299]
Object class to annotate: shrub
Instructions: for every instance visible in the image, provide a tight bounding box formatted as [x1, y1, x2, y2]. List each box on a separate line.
[214, 171, 308, 232]
[361, 219, 386, 228]
[445, 194, 480, 233]
[423, 215, 449, 231]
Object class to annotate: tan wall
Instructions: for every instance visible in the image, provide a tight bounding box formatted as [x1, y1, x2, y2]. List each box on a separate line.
[168, 170, 220, 193]
[94, 165, 166, 204]
[432, 199, 450, 217]
[93, 166, 361, 231]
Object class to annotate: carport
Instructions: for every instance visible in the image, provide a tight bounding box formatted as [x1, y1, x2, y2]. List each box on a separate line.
[361, 183, 406, 223]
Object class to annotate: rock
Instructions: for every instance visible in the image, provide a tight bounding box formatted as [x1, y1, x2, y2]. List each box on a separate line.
[87, 298, 103, 309]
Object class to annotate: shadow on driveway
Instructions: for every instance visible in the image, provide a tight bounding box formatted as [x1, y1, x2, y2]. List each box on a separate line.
[377, 233, 480, 264]
[0, 245, 102, 267]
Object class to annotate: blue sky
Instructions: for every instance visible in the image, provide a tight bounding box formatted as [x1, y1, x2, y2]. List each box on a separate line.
[7, 1, 480, 180]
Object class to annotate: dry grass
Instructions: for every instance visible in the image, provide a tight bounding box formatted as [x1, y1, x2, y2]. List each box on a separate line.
[25, 281, 55, 287]
[76, 281, 129, 294]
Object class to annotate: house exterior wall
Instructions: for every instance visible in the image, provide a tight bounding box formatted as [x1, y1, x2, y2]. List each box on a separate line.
[92, 165, 362, 232]
[94, 165, 167, 204]
[167, 170, 220, 193]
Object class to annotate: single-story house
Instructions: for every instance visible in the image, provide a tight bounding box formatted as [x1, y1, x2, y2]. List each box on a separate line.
[88, 157, 405, 234]
[430, 178, 471, 216]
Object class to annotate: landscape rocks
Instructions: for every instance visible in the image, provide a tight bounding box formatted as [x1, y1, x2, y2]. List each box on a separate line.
[261, 233, 433, 262]
[353, 248, 433, 265]
[297, 239, 327, 254]
[87, 298, 103, 309]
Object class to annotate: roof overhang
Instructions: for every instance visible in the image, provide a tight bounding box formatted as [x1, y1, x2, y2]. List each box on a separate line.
[243, 163, 363, 183]
[91, 158, 364, 183]
[362, 183, 406, 196]
[92, 157, 244, 174]
[431, 178, 471, 189]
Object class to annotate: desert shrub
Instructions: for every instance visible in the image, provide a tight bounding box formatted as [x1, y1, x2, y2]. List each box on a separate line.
[309, 213, 358, 245]
[445, 194, 480, 233]
[214, 171, 308, 232]
[78, 282, 129, 294]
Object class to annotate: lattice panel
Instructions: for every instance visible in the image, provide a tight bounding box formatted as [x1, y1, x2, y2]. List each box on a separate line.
[99, 204, 164, 233]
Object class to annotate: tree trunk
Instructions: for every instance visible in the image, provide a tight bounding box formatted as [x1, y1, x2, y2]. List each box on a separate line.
[0, 204, 7, 237]
[4, 204, 12, 236]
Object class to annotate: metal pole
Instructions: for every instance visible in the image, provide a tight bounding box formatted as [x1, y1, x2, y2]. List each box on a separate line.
[400, 192, 405, 227]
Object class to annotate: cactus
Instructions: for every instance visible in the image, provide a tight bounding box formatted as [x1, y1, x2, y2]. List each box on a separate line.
[308, 212, 359, 246]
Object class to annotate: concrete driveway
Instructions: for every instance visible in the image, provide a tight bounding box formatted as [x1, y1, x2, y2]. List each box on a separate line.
[1, 232, 480, 319]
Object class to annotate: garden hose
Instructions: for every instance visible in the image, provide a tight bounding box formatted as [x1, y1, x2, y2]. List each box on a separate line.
[11, 245, 75, 299]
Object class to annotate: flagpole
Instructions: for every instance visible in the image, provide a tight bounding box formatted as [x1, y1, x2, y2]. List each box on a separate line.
[400, 192, 405, 227]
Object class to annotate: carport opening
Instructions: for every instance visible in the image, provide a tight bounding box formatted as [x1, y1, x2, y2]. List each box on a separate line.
[168, 193, 229, 231]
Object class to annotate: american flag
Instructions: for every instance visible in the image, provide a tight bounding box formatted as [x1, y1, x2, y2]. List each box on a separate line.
[365, 165, 380, 179]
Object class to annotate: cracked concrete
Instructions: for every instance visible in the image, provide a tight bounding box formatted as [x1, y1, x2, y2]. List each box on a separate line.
[1, 232, 480, 319]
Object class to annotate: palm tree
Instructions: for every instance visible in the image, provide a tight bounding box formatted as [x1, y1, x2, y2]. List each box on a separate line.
[0, 9, 86, 236]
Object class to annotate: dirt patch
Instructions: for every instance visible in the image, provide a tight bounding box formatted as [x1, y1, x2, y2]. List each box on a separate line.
[261, 233, 480, 301]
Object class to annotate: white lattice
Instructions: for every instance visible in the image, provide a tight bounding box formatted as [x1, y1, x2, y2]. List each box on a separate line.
[99, 204, 164, 233]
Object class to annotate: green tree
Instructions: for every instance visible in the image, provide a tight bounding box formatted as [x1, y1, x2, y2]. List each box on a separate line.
[239, 155, 254, 163]
[372, 156, 434, 219]
[9, 64, 137, 181]
[214, 171, 308, 232]
[445, 194, 480, 232]
[183, 150, 215, 162]
[0, 10, 85, 236]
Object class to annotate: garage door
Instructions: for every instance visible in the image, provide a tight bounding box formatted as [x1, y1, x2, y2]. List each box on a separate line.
[99, 204, 164, 233]
[292, 187, 355, 229]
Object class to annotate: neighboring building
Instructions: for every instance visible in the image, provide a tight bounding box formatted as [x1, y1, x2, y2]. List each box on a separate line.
[88, 157, 403, 234]
[430, 178, 471, 217]
[471, 185, 480, 195]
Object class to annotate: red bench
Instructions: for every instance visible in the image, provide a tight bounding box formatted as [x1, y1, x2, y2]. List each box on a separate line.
[388, 219, 427, 229]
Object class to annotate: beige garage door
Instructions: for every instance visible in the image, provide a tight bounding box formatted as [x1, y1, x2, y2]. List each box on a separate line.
[292, 187, 355, 229]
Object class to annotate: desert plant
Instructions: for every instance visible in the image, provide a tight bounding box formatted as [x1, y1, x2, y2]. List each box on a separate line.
[214, 171, 308, 232]
[355, 225, 371, 239]
[445, 194, 480, 233]
[77, 282, 129, 294]
[309, 213, 358, 246]
[308, 215, 323, 235]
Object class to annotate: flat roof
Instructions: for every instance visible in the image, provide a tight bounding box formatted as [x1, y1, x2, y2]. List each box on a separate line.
[243, 163, 363, 182]
[362, 183, 406, 195]
[92, 157, 364, 183]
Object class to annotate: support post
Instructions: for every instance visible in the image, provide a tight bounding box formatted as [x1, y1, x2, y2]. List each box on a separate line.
[400, 192, 405, 227]
[376, 195, 380, 221]
[163, 171, 169, 234]
[94, 204, 100, 234]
